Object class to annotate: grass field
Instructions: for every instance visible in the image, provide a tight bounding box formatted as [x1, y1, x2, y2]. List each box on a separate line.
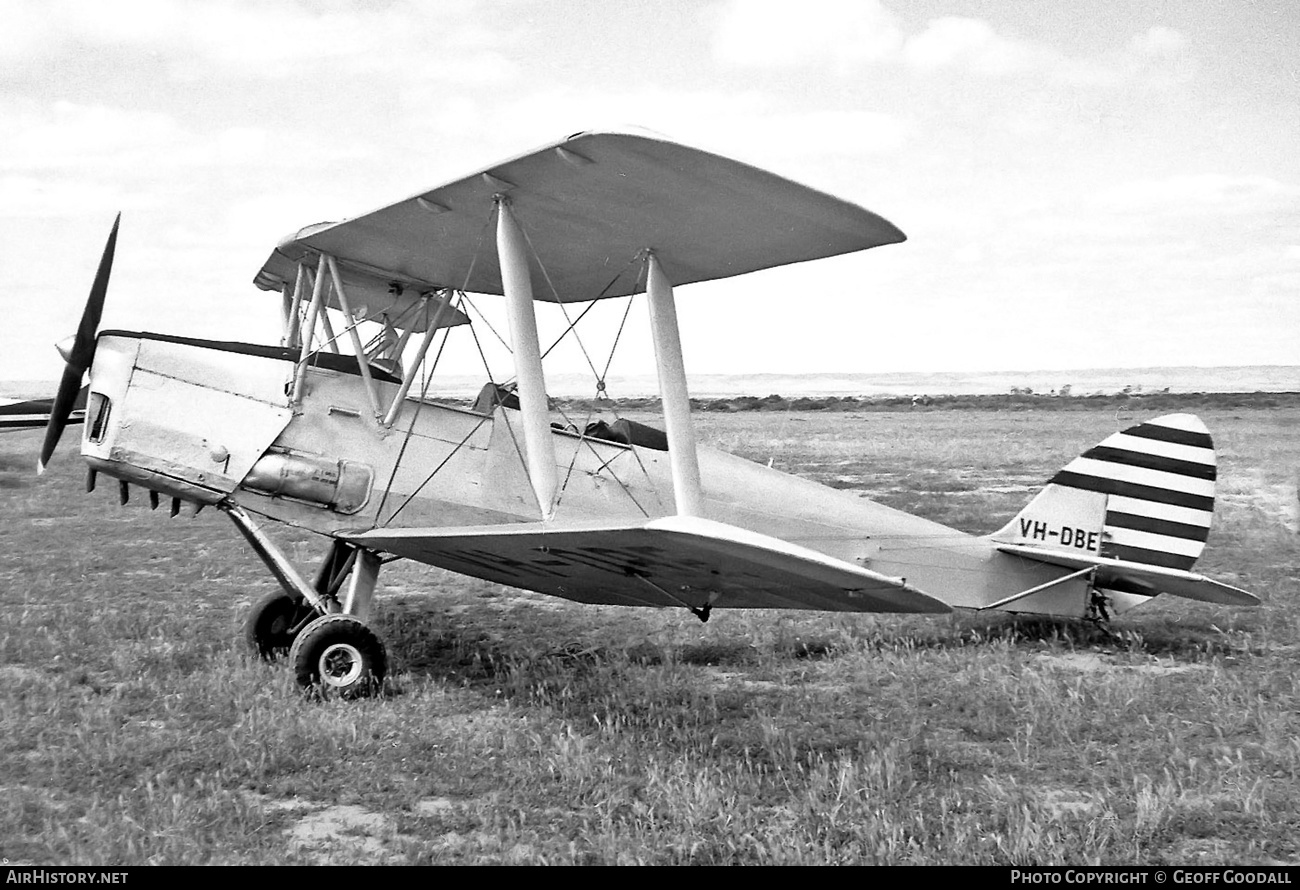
[1, 402, 1297, 864]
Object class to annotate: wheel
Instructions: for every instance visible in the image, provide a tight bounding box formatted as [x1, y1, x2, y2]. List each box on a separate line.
[245, 591, 318, 661]
[289, 614, 387, 699]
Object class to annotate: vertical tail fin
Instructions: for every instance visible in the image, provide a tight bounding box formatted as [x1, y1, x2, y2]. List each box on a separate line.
[993, 413, 1216, 570]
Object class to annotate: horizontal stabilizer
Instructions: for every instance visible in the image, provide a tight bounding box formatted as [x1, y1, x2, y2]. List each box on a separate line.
[350, 515, 949, 614]
[997, 543, 1259, 607]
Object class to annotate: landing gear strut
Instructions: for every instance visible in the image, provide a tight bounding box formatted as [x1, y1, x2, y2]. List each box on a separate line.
[226, 504, 389, 696]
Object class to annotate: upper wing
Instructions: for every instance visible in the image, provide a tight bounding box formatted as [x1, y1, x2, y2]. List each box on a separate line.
[256, 129, 905, 304]
[349, 515, 949, 614]
[996, 543, 1259, 607]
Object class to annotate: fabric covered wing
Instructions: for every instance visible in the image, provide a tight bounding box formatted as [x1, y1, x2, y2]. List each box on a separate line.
[255, 130, 905, 303]
[350, 516, 948, 614]
[996, 543, 1259, 606]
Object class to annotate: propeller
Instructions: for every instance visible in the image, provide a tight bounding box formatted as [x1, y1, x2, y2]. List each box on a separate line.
[38, 213, 120, 474]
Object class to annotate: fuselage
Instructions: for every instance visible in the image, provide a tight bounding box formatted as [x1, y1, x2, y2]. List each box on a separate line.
[83, 331, 1094, 616]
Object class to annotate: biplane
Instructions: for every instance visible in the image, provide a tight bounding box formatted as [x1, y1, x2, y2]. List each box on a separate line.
[36, 130, 1258, 697]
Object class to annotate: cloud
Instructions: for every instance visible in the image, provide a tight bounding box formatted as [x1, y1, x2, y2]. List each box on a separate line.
[711, 0, 903, 71]
[0, 97, 376, 175]
[0, 0, 520, 82]
[1093, 174, 1300, 214]
[0, 175, 133, 218]
[901, 17, 1053, 77]
[712, 2, 1196, 89]
[406, 87, 913, 177]
[0, 0, 46, 60]
[3, 100, 183, 172]
[1130, 26, 1186, 58]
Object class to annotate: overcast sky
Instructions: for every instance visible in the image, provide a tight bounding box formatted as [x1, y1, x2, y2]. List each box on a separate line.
[2, 0, 1297, 388]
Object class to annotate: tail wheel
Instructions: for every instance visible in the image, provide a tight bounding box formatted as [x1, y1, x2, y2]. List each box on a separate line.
[290, 614, 387, 699]
[245, 591, 318, 661]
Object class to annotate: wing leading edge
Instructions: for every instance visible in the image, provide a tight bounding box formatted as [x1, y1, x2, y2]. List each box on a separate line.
[349, 515, 949, 614]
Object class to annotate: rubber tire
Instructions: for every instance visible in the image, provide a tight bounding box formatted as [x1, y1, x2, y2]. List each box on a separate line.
[289, 614, 387, 699]
[245, 591, 317, 661]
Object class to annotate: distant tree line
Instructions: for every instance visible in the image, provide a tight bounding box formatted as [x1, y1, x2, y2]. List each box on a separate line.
[444, 390, 1299, 414]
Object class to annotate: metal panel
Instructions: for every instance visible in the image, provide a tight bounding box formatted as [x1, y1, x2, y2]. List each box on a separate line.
[102, 336, 292, 494]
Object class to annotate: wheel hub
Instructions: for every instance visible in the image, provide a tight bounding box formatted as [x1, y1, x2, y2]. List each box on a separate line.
[319, 642, 365, 687]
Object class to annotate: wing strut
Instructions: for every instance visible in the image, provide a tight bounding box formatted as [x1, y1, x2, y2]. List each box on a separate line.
[283, 262, 308, 349]
[326, 255, 383, 420]
[291, 254, 329, 409]
[646, 253, 703, 517]
[381, 290, 455, 427]
[496, 197, 559, 517]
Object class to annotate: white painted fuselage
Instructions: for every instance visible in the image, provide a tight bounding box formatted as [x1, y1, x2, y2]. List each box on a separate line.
[83, 332, 1095, 617]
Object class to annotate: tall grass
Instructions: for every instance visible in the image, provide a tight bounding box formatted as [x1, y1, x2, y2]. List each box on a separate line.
[1, 403, 1297, 864]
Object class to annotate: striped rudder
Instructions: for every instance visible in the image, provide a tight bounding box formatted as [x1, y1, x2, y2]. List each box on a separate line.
[993, 414, 1216, 570]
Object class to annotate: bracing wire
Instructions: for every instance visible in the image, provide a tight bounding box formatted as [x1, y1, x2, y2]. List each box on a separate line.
[379, 295, 480, 526]
[514, 207, 602, 383]
[375, 199, 499, 527]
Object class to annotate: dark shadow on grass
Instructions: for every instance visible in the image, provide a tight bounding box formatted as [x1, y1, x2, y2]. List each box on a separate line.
[0, 453, 31, 472]
[377, 600, 792, 691]
[898, 612, 1262, 662]
[776, 637, 838, 660]
[0, 452, 33, 487]
[377, 601, 620, 691]
[367, 591, 1259, 704]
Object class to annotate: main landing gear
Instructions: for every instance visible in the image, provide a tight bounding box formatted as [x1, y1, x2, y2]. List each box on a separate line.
[290, 614, 387, 699]
[228, 504, 389, 698]
[244, 590, 317, 660]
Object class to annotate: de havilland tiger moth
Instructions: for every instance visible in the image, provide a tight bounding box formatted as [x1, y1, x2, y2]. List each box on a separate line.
[33, 130, 1258, 697]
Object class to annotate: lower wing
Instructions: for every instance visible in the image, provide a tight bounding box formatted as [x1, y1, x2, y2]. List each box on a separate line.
[350, 515, 950, 614]
[0, 398, 84, 431]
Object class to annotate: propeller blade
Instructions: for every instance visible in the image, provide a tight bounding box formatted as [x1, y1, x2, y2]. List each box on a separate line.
[38, 213, 120, 473]
[71, 212, 119, 368]
[38, 363, 88, 474]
